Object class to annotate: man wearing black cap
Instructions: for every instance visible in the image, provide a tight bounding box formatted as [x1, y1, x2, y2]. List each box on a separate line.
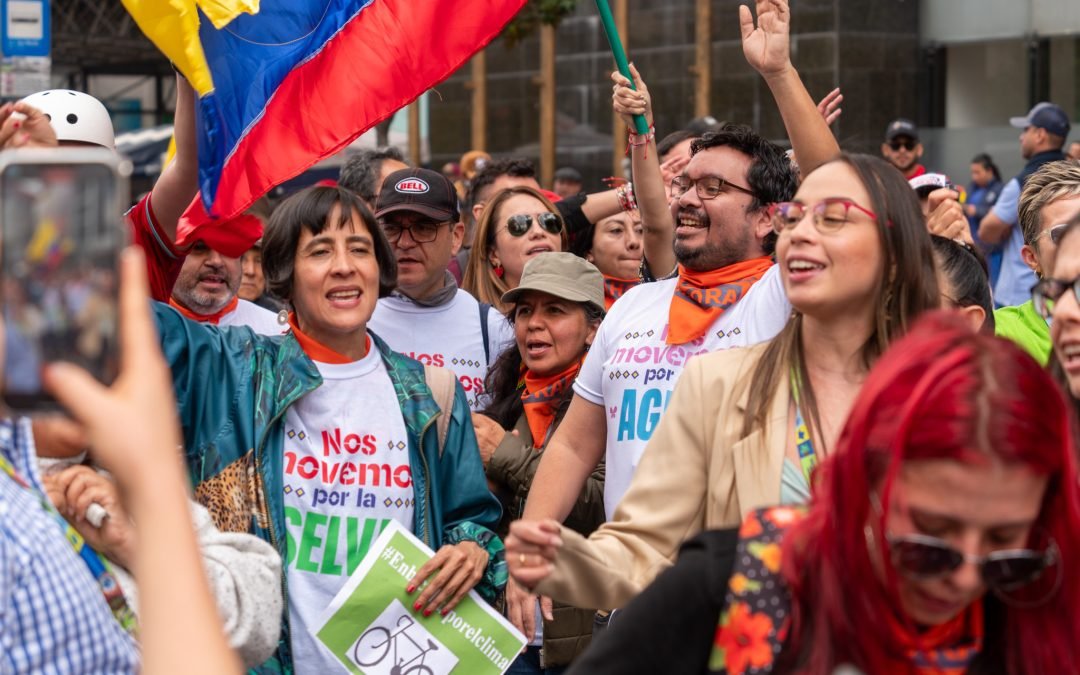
[368, 167, 512, 410]
[881, 118, 927, 180]
[979, 102, 1071, 308]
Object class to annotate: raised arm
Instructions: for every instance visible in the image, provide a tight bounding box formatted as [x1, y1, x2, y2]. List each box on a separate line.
[149, 75, 200, 244]
[741, 0, 840, 176]
[612, 64, 675, 276]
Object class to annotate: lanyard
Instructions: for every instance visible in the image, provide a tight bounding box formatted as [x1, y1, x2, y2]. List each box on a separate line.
[790, 368, 818, 486]
[0, 454, 138, 635]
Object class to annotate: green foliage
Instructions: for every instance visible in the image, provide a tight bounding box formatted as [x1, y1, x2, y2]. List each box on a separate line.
[503, 0, 580, 46]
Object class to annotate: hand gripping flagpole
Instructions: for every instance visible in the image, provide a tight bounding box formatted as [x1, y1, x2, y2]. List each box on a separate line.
[594, 0, 650, 136]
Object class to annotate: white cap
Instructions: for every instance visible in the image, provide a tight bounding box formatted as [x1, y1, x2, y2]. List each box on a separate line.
[19, 89, 116, 149]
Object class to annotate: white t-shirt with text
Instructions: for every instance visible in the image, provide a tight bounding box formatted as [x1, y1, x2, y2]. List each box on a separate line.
[283, 344, 415, 673]
[574, 265, 790, 518]
[369, 289, 514, 410]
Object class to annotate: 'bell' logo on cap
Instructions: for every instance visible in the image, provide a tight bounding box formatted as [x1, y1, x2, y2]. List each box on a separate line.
[395, 179, 430, 194]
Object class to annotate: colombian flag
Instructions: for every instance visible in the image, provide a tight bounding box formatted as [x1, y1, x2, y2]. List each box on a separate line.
[122, 0, 526, 255]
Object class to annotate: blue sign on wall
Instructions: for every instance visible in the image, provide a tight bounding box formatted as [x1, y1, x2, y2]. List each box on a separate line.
[1, 0, 51, 58]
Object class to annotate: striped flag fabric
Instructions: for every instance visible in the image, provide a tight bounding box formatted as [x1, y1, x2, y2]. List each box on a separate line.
[121, 0, 526, 254]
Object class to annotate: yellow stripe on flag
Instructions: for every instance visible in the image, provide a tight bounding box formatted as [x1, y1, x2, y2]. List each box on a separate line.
[120, 0, 215, 96]
[196, 0, 260, 30]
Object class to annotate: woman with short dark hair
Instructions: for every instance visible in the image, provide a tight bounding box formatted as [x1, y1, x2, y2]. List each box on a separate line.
[153, 185, 504, 674]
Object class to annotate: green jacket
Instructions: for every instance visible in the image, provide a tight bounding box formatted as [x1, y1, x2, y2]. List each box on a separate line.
[154, 304, 506, 673]
[995, 300, 1052, 366]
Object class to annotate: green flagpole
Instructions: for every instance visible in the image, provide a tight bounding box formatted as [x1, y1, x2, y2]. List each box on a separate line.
[594, 0, 650, 136]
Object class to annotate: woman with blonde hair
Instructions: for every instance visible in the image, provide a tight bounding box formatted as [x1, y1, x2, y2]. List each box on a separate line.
[462, 185, 568, 312]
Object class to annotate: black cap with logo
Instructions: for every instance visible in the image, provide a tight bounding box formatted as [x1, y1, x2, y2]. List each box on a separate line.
[374, 167, 460, 222]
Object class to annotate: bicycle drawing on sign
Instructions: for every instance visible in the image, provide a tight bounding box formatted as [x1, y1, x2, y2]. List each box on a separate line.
[349, 599, 459, 675]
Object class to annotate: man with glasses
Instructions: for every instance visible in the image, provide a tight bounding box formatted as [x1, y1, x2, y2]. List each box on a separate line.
[980, 102, 1071, 309]
[523, 125, 795, 535]
[881, 119, 927, 180]
[996, 160, 1080, 364]
[368, 168, 512, 410]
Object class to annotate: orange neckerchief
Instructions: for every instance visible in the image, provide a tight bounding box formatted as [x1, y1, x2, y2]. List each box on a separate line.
[882, 597, 984, 674]
[667, 256, 773, 345]
[168, 295, 238, 325]
[287, 312, 369, 364]
[521, 361, 581, 448]
[603, 275, 639, 310]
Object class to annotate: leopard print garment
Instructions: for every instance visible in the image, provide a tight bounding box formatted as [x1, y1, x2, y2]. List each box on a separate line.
[194, 449, 270, 534]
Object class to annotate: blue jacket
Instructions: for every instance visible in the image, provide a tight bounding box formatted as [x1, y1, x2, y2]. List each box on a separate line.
[154, 303, 505, 673]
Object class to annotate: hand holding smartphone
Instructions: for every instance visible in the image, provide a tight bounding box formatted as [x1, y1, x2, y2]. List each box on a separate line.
[0, 148, 129, 411]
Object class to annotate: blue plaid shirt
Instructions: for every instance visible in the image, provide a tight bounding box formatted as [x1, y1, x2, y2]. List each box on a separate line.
[0, 417, 139, 674]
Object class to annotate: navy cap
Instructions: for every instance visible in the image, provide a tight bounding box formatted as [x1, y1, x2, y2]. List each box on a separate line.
[885, 118, 919, 142]
[1010, 102, 1071, 138]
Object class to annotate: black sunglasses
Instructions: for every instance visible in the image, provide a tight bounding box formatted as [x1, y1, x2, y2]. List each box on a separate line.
[889, 139, 917, 151]
[888, 533, 1057, 591]
[504, 212, 562, 237]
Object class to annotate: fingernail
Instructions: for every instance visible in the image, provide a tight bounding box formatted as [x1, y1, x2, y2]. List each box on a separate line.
[423, 609, 433, 617]
[440, 608, 449, 616]
[406, 585, 415, 594]
[413, 601, 422, 611]
[12, 120, 20, 129]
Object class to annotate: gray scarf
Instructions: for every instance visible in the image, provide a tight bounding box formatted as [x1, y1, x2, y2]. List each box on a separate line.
[390, 270, 458, 307]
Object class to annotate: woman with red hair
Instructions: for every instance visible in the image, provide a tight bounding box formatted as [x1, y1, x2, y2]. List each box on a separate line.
[566, 313, 1080, 675]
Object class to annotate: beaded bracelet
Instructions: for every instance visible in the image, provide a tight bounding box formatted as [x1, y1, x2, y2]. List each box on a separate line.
[615, 182, 638, 212]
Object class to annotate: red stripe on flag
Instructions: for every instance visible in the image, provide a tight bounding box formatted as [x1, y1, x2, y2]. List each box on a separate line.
[179, 0, 524, 253]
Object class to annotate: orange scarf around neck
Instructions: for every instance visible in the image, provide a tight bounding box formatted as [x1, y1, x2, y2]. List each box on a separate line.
[666, 256, 773, 345]
[603, 275, 639, 310]
[521, 361, 581, 448]
[287, 312, 369, 364]
[168, 295, 238, 325]
[881, 598, 984, 674]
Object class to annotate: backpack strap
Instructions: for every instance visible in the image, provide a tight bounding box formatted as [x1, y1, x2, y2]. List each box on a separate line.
[423, 364, 457, 457]
[479, 302, 492, 364]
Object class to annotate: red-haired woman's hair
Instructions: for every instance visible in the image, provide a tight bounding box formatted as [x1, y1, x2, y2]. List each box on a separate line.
[781, 312, 1080, 674]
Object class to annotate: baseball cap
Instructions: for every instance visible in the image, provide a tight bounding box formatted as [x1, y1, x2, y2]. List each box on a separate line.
[501, 252, 605, 315]
[1010, 102, 1071, 138]
[908, 172, 952, 197]
[885, 118, 919, 143]
[554, 167, 583, 183]
[374, 168, 460, 222]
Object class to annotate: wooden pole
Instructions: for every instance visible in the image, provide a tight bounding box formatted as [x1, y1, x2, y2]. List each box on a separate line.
[693, 0, 711, 118]
[408, 99, 421, 166]
[468, 51, 487, 151]
[539, 24, 556, 189]
[612, 0, 628, 178]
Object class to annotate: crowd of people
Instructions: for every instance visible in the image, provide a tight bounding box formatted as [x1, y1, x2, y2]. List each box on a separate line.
[0, 0, 1079, 673]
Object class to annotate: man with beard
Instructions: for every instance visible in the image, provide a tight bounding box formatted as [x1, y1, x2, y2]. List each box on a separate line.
[167, 240, 282, 335]
[880, 118, 927, 180]
[520, 124, 795, 528]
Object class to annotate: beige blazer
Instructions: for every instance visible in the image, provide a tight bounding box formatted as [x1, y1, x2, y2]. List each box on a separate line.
[535, 341, 790, 610]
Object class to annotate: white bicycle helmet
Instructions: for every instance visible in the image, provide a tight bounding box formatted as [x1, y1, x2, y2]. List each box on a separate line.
[19, 89, 116, 149]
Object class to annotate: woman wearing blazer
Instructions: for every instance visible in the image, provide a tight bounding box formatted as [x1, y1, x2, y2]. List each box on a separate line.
[505, 154, 941, 611]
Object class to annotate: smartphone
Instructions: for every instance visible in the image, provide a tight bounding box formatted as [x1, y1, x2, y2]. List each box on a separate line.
[0, 148, 130, 411]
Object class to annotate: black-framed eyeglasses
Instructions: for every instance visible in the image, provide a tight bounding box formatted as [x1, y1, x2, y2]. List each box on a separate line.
[1032, 223, 1070, 246]
[670, 175, 755, 201]
[1032, 276, 1080, 319]
[502, 212, 563, 237]
[889, 139, 917, 152]
[380, 219, 449, 244]
[887, 532, 1057, 591]
[768, 198, 882, 234]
